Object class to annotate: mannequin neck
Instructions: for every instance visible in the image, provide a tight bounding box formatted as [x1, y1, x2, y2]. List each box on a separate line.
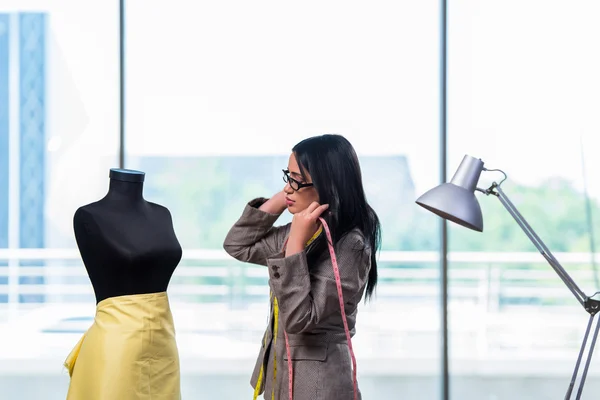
[104, 178, 145, 204]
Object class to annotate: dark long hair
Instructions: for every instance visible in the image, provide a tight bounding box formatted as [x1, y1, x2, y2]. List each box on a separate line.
[292, 134, 381, 301]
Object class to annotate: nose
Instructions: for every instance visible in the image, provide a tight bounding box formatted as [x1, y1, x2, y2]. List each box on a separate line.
[283, 182, 293, 194]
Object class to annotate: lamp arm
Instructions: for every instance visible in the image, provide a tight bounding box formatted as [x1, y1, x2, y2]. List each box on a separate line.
[483, 183, 589, 308]
[471, 172, 600, 399]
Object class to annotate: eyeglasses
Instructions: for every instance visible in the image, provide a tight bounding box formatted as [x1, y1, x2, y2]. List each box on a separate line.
[282, 169, 314, 191]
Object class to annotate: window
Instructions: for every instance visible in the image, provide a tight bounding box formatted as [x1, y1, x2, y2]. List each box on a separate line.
[0, 1, 120, 398]
[125, 0, 442, 398]
[448, 1, 600, 398]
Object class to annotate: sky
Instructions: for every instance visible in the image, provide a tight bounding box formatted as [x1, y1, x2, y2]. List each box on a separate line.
[123, 0, 600, 199]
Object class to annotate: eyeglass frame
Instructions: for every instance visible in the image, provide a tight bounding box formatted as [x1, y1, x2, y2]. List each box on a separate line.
[282, 169, 314, 191]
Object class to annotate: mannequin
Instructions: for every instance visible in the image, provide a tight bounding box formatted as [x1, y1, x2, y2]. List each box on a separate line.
[64, 168, 182, 400]
[73, 168, 182, 303]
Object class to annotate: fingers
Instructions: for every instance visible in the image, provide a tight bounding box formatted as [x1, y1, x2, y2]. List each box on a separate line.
[299, 202, 329, 221]
[310, 203, 329, 218]
[306, 201, 321, 213]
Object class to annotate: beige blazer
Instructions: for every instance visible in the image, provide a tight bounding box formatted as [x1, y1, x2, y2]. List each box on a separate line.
[223, 198, 370, 400]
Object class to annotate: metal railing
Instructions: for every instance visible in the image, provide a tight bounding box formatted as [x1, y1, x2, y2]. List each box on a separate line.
[1, 248, 600, 373]
[1, 248, 599, 311]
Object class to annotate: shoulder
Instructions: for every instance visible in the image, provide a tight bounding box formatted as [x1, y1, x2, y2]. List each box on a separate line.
[73, 203, 100, 225]
[73, 204, 102, 238]
[311, 228, 370, 268]
[147, 202, 173, 218]
[73, 205, 89, 220]
[333, 229, 371, 274]
[74, 201, 100, 217]
[311, 228, 370, 283]
[336, 228, 369, 253]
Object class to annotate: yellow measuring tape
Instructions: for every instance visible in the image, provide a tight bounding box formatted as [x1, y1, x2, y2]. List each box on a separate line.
[253, 227, 322, 400]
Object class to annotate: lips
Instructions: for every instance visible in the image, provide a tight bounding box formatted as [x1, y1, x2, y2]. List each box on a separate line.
[285, 197, 295, 206]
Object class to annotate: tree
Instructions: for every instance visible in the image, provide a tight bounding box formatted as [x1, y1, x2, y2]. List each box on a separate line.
[448, 178, 600, 253]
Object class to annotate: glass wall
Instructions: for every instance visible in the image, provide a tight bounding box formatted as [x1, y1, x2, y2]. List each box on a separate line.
[448, 1, 600, 399]
[125, 0, 441, 398]
[0, 1, 120, 399]
[8, 1, 599, 399]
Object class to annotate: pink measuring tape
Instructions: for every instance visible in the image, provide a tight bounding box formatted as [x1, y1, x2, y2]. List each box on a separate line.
[282, 217, 358, 400]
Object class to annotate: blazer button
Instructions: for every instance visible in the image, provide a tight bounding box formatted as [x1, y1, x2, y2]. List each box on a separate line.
[273, 272, 281, 278]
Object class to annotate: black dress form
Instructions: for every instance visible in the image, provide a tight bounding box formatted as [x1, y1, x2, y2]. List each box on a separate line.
[73, 168, 182, 304]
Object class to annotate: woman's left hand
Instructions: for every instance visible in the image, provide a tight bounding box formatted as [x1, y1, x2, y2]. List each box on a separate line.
[288, 201, 329, 247]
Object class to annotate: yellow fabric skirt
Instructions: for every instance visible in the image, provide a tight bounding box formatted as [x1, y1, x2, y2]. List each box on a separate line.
[64, 291, 181, 400]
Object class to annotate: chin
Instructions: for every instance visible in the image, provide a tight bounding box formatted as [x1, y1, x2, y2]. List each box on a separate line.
[287, 205, 298, 214]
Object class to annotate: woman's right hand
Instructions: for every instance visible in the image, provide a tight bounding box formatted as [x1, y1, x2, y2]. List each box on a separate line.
[258, 190, 288, 215]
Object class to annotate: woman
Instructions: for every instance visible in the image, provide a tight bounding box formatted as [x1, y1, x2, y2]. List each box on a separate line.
[223, 134, 381, 400]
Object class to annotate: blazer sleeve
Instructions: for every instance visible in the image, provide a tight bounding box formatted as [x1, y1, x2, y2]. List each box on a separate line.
[266, 232, 371, 334]
[223, 197, 290, 266]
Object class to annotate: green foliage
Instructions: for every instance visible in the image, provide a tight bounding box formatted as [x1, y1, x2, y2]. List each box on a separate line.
[139, 156, 600, 307]
[148, 158, 276, 249]
[448, 178, 600, 253]
[143, 156, 600, 255]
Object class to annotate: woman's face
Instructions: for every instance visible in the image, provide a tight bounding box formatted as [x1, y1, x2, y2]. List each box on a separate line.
[283, 153, 320, 214]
